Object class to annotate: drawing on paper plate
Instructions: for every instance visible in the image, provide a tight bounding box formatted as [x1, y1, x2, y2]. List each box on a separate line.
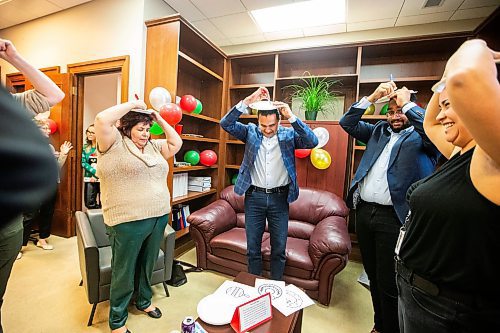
[225, 286, 251, 298]
[257, 284, 283, 300]
[286, 289, 303, 309]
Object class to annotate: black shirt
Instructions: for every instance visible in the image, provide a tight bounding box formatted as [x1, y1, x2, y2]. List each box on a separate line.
[400, 148, 500, 298]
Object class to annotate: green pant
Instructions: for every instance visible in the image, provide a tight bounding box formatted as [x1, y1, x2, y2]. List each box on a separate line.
[106, 214, 168, 330]
[0, 216, 23, 333]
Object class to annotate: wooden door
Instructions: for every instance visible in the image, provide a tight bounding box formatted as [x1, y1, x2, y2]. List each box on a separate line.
[26, 72, 74, 237]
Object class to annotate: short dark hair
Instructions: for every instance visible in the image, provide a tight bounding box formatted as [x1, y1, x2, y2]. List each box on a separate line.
[117, 112, 153, 138]
[257, 109, 280, 120]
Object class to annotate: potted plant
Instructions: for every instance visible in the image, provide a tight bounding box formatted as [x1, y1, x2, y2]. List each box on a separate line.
[284, 72, 341, 121]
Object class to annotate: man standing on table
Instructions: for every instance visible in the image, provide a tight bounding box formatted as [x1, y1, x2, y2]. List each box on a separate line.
[221, 87, 318, 280]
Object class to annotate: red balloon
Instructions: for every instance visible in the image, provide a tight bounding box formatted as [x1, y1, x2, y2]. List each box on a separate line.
[179, 95, 197, 112]
[159, 103, 182, 126]
[294, 149, 311, 158]
[47, 119, 58, 134]
[199, 150, 217, 166]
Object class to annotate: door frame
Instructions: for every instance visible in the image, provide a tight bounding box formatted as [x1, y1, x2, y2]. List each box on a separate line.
[67, 56, 129, 215]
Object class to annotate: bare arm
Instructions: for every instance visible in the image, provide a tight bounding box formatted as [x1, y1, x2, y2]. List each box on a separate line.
[444, 39, 500, 164]
[423, 92, 456, 158]
[0, 39, 64, 106]
[151, 111, 183, 160]
[94, 100, 147, 152]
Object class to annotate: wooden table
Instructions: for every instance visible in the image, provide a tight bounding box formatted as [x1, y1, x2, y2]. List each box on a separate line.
[196, 272, 303, 333]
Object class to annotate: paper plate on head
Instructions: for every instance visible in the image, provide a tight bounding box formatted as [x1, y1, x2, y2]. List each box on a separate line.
[131, 108, 154, 114]
[197, 294, 238, 326]
[249, 100, 276, 111]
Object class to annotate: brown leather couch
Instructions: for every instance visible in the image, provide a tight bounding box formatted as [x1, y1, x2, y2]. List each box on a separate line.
[188, 186, 351, 305]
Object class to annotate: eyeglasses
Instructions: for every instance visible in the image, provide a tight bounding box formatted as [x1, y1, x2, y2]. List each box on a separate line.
[87, 131, 95, 135]
[387, 110, 403, 116]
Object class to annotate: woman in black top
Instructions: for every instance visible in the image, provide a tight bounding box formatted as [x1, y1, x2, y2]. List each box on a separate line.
[397, 39, 500, 332]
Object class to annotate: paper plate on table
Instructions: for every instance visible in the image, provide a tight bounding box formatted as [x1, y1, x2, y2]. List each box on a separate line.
[131, 108, 154, 114]
[197, 294, 237, 325]
[249, 100, 276, 111]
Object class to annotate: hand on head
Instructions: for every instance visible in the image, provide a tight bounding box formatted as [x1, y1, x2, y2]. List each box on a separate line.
[368, 81, 397, 103]
[129, 99, 147, 110]
[244, 87, 270, 106]
[273, 101, 293, 120]
[391, 86, 411, 107]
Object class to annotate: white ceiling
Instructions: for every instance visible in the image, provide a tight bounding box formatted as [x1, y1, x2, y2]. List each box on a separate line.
[164, 0, 499, 46]
[0, 0, 93, 30]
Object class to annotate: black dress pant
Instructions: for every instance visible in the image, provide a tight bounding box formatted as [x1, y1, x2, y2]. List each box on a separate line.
[356, 200, 401, 333]
[84, 182, 101, 209]
[22, 189, 57, 245]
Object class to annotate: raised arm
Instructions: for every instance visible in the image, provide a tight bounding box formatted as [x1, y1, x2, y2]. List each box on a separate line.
[423, 92, 456, 158]
[0, 39, 64, 106]
[94, 100, 147, 152]
[150, 111, 183, 160]
[273, 101, 318, 148]
[444, 39, 500, 164]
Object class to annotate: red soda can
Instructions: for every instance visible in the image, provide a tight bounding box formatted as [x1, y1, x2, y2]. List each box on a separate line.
[181, 316, 195, 333]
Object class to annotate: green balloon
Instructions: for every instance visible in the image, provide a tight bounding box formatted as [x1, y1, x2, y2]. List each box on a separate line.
[184, 150, 200, 165]
[380, 103, 389, 115]
[231, 174, 238, 185]
[150, 122, 164, 135]
[193, 99, 202, 114]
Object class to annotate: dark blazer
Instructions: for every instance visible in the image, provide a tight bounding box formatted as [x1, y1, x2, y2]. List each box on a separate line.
[339, 103, 440, 223]
[221, 106, 318, 203]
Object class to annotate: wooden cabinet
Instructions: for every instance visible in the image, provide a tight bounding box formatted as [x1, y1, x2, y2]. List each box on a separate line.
[144, 15, 227, 240]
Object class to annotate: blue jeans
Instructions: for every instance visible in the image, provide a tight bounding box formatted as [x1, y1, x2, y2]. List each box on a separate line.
[397, 274, 500, 332]
[244, 189, 289, 280]
[356, 201, 400, 333]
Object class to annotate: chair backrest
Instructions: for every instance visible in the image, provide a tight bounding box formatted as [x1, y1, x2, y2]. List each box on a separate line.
[85, 209, 110, 247]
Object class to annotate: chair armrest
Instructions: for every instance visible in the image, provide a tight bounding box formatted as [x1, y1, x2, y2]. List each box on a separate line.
[187, 200, 237, 244]
[75, 211, 100, 303]
[160, 224, 176, 281]
[308, 216, 351, 268]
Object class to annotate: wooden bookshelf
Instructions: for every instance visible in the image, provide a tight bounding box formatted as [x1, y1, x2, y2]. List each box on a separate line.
[145, 15, 226, 241]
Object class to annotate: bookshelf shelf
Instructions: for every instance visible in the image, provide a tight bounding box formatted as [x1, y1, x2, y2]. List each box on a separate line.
[172, 188, 217, 205]
[175, 226, 190, 240]
[173, 165, 218, 173]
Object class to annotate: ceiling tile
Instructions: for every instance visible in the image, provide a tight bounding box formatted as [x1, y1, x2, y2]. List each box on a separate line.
[163, 0, 206, 21]
[400, 0, 463, 16]
[451, 6, 497, 20]
[210, 12, 261, 37]
[348, 0, 403, 22]
[396, 11, 454, 26]
[46, 0, 92, 8]
[190, 0, 246, 18]
[229, 33, 266, 44]
[192, 19, 227, 41]
[460, 0, 500, 9]
[240, 0, 295, 11]
[212, 38, 233, 46]
[264, 29, 304, 41]
[347, 18, 397, 32]
[303, 23, 346, 36]
[0, 0, 60, 26]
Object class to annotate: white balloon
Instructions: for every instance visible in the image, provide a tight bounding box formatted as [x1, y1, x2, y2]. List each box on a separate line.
[313, 127, 330, 149]
[149, 87, 172, 111]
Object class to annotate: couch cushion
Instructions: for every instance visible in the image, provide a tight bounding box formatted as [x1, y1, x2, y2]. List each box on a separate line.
[210, 228, 270, 256]
[262, 237, 313, 272]
[288, 220, 315, 240]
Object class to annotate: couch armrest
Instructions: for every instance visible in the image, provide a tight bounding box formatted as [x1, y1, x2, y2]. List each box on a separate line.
[187, 200, 237, 244]
[75, 211, 100, 304]
[160, 224, 176, 281]
[308, 216, 351, 268]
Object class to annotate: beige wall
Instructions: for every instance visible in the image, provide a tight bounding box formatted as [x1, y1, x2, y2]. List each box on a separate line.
[0, 0, 175, 99]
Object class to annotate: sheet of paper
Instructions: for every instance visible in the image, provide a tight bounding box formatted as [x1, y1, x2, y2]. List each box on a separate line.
[255, 278, 286, 303]
[273, 284, 315, 317]
[213, 280, 259, 305]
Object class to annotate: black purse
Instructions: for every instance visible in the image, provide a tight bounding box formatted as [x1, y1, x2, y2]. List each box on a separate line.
[166, 260, 187, 287]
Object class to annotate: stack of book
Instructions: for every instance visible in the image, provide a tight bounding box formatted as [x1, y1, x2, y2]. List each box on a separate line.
[172, 204, 190, 231]
[172, 172, 188, 198]
[188, 176, 211, 192]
